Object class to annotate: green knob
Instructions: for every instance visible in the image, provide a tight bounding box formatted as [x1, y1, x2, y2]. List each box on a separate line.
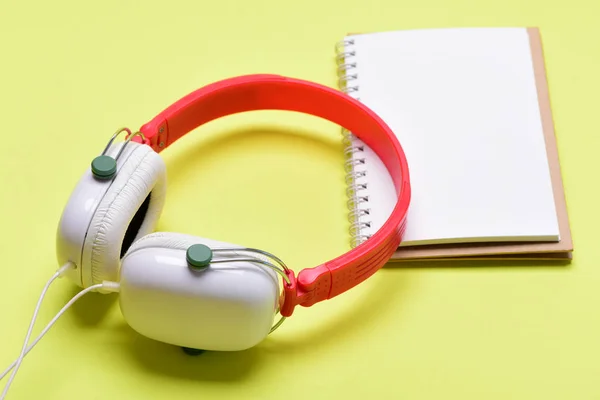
[186, 244, 213, 269]
[91, 155, 117, 179]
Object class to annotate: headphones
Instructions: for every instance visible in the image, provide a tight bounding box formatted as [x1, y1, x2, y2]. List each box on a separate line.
[55, 74, 411, 353]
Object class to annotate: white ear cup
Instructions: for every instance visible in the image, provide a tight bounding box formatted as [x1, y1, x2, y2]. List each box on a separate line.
[119, 232, 280, 351]
[81, 142, 166, 288]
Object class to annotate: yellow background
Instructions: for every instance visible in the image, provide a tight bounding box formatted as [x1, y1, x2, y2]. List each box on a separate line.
[0, 0, 598, 398]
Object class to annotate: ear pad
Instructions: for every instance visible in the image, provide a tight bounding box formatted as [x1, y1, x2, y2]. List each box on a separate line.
[119, 232, 280, 351]
[81, 142, 166, 288]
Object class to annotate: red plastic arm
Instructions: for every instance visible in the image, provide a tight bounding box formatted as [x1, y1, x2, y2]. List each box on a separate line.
[137, 74, 411, 317]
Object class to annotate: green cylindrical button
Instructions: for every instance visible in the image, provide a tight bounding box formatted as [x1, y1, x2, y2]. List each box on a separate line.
[186, 244, 213, 269]
[91, 155, 117, 179]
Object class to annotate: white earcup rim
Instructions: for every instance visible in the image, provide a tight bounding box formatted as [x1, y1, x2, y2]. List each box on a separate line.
[81, 142, 166, 287]
[125, 231, 229, 254]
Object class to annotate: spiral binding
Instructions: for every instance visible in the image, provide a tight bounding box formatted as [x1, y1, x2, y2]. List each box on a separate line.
[336, 38, 372, 248]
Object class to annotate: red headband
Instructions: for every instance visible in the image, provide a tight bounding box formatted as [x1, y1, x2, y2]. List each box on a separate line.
[133, 74, 411, 317]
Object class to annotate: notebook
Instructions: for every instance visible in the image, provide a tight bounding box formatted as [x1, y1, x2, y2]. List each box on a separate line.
[336, 27, 573, 261]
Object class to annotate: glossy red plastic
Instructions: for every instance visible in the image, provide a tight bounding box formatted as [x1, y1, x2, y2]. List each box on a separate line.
[136, 74, 411, 317]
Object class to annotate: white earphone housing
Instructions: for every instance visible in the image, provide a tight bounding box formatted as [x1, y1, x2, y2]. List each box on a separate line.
[118, 233, 281, 351]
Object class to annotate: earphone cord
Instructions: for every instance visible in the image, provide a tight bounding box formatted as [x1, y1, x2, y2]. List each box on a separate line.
[0, 263, 71, 399]
[0, 264, 115, 399]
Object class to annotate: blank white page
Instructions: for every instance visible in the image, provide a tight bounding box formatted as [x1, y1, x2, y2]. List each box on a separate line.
[343, 27, 560, 245]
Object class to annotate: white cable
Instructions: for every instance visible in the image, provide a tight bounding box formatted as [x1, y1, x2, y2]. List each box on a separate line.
[0, 263, 73, 399]
[0, 281, 101, 381]
[0, 274, 119, 399]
